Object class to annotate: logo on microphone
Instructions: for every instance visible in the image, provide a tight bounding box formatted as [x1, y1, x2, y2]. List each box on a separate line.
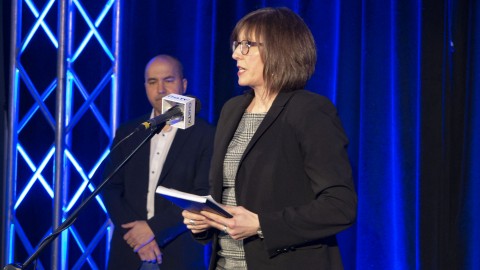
[168, 94, 190, 102]
[186, 102, 192, 125]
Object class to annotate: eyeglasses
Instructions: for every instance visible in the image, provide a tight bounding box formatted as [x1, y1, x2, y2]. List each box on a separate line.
[232, 40, 262, 55]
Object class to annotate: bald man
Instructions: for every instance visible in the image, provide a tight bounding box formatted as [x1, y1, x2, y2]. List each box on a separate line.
[103, 55, 214, 269]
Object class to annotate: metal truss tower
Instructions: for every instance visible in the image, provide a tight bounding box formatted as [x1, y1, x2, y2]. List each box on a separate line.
[3, 0, 120, 269]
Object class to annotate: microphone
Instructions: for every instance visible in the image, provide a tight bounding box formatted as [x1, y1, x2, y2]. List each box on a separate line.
[138, 94, 201, 130]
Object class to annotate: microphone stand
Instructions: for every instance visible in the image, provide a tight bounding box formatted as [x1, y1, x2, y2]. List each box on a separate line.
[3, 124, 163, 270]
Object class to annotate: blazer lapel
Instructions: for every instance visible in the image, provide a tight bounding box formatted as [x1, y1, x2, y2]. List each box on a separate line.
[130, 123, 153, 198]
[157, 127, 192, 185]
[210, 93, 252, 199]
[239, 91, 296, 165]
[217, 93, 254, 160]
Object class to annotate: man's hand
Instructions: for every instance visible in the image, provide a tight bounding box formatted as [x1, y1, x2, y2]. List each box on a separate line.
[137, 240, 162, 264]
[122, 220, 155, 251]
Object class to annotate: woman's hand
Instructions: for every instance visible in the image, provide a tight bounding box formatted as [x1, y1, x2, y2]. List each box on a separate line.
[201, 206, 260, 240]
[182, 210, 212, 234]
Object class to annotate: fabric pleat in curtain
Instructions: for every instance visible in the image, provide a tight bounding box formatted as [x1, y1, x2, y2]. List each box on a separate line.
[1, 0, 479, 269]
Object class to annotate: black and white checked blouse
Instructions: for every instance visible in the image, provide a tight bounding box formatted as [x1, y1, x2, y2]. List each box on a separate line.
[217, 112, 266, 270]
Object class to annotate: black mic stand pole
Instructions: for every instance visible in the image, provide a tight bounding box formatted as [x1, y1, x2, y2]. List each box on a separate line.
[3, 124, 163, 270]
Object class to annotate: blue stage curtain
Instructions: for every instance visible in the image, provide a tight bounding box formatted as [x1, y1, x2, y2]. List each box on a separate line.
[119, 0, 480, 269]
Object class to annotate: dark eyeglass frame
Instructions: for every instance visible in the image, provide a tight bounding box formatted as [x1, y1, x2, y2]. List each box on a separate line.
[232, 40, 262, 55]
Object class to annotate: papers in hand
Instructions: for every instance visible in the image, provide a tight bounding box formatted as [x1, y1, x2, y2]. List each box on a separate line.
[156, 186, 233, 218]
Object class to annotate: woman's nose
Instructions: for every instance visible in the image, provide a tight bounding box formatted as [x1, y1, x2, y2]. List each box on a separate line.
[232, 50, 241, 60]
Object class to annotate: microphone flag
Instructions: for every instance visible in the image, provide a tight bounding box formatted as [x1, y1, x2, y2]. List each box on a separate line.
[161, 94, 196, 129]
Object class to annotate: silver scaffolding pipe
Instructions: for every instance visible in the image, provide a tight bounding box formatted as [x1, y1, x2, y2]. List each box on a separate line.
[2, 0, 121, 268]
[2, 0, 21, 266]
[52, 0, 68, 269]
[112, 0, 121, 134]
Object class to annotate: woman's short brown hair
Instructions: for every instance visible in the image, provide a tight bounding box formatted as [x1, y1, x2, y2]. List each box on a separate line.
[231, 7, 317, 95]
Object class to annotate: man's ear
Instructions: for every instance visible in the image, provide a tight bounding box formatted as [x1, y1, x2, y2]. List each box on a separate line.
[182, 78, 188, 94]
